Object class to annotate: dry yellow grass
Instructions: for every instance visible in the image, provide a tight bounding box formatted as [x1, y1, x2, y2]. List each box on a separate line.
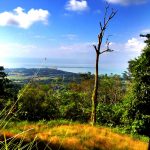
[0, 123, 148, 150]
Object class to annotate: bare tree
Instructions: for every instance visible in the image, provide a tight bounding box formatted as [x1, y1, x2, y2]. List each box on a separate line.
[91, 4, 117, 125]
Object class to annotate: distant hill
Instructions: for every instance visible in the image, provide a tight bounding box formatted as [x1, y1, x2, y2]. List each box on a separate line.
[5, 68, 80, 84]
[5, 68, 77, 77]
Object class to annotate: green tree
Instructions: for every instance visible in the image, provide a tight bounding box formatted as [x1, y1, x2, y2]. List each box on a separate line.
[17, 82, 91, 122]
[96, 74, 125, 127]
[0, 66, 20, 119]
[18, 83, 59, 120]
[128, 34, 150, 140]
[98, 74, 124, 104]
[0, 66, 10, 98]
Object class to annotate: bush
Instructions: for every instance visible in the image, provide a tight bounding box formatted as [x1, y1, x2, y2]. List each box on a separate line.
[96, 102, 124, 127]
[17, 83, 91, 122]
[96, 103, 113, 126]
[18, 84, 60, 120]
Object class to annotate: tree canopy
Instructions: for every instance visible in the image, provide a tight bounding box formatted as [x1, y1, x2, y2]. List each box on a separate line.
[0, 66, 10, 98]
[128, 34, 150, 137]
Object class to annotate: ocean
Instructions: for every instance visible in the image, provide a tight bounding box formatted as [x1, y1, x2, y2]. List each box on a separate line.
[0, 57, 122, 75]
[0, 57, 96, 74]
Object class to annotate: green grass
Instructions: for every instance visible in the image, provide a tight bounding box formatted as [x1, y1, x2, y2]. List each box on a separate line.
[112, 126, 149, 143]
[8, 76, 29, 80]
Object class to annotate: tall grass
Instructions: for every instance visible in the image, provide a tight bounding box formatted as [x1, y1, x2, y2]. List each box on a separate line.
[0, 120, 149, 150]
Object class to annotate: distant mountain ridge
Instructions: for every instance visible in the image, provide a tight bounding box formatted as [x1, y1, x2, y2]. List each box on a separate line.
[5, 68, 80, 84]
[5, 68, 77, 77]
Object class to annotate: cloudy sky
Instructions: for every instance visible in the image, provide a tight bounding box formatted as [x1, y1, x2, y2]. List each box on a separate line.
[0, 0, 150, 74]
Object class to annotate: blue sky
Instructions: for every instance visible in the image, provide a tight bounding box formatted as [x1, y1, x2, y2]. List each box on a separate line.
[0, 0, 150, 74]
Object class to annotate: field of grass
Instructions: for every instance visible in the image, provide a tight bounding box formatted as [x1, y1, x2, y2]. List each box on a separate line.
[0, 120, 148, 150]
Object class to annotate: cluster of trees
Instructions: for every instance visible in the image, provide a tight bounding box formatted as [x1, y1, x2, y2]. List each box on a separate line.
[97, 35, 150, 140]
[0, 70, 125, 122]
[0, 66, 19, 112]
[17, 83, 90, 121]
[127, 34, 150, 137]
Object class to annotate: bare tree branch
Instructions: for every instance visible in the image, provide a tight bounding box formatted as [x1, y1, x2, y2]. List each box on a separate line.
[99, 35, 114, 55]
[104, 3, 110, 25]
[100, 48, 114, 55]
[95, 6, 117, 54]
[106, 35, 112, 48]
[91, 3, 117, 125]
[93, 45, 98, 53]
[103, 10, 117, 32]
[99, 22, 103, 31]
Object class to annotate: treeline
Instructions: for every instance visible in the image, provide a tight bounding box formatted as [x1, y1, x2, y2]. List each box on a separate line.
[0, 70, 129, 125]
[0, 66, 148, 139]
[17, 74, 127, 121]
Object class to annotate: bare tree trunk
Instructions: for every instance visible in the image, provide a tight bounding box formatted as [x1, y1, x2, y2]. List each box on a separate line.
[91, 52, 99, 124]
[90, 4, 117, 125]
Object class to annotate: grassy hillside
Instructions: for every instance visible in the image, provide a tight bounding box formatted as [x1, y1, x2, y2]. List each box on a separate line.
[0, 121, 148, 150]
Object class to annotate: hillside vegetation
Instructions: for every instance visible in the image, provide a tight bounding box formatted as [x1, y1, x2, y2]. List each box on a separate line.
[0, 34, 150, 149]
[0, 121, 148, 150]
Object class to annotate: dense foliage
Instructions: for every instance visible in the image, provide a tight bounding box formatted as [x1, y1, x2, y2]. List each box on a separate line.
[0, 66, 10, 98]
[0, 66, 20, 116]
[127, 35, 150, 137]
[0, 68, 127, 123]
[17, 83, 91, 121]
[14, 74, 124, 123]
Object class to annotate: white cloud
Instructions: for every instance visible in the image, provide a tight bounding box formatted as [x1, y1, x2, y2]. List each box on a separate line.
[1, 37, 144, 58]
[65, 0, 88, 11]
[0, 43, 37, 57]
[125, 37, 146, 53]
[141, 28, 150, 34]
[0, 7, 49, 29]
[59, 42, 92, 53]
[109, 37, 145, 52]
[106, 0, 147, 5]
[57, 38, 146, 73]
[108, 37, 146, 62]
[0, 41, 93, 59]
[62, 34, 78, 40]
[94, 10, 101, 14]
[0, 37, 146, 73]
[97, 37, 146, 73]
[34, 35, 46, 39]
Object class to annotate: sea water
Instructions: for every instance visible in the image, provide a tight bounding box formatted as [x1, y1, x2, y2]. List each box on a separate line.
[0, 57, 122, 75]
